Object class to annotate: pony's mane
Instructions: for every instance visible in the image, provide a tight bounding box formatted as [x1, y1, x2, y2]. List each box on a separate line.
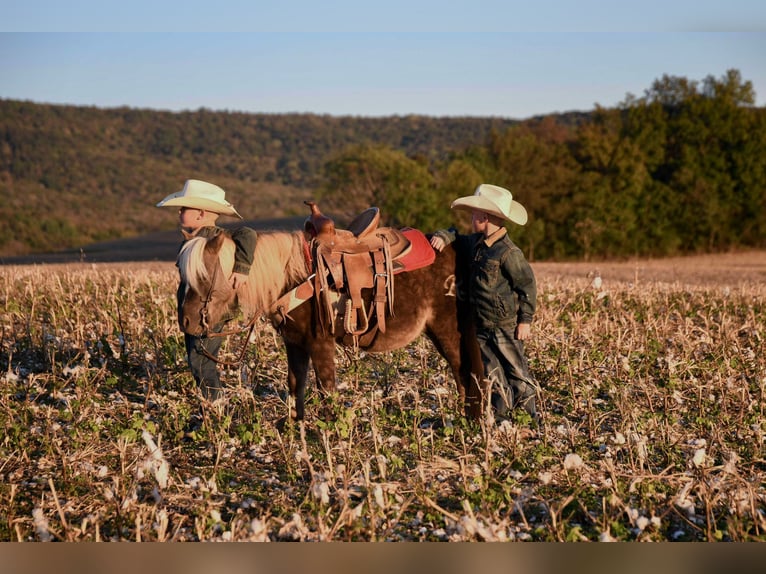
[177, 230, 308, 318]
[238, 230, 309, 317]
[177, 236, 209, 297]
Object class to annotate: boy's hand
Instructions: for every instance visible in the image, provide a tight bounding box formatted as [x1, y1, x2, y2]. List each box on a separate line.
[231, 272, 248, 290]
[430, 236, 446, 252]
[516, 323, 531, 341]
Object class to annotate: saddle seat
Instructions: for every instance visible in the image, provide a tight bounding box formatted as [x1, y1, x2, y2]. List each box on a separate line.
[347, 206, 381, 238]
[303, 201, 414, 344]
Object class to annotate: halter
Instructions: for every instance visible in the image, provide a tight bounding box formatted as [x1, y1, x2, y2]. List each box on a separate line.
[195, 251, 259, 368]
[191, 231, 312, 367]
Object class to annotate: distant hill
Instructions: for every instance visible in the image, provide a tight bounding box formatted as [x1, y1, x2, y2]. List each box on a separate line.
[2, 99, 587, 257]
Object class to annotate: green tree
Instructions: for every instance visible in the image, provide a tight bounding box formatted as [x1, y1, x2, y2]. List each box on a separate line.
[320, 143, 449, 231]
[482, 120, 579, 259]
[624, 69, 765, 253]
[570, 106, 649, 258]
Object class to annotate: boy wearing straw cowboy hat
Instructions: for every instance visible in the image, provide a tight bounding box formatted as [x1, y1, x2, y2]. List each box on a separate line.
[431, 184, 540, 425]
[157, 179, 257, 402]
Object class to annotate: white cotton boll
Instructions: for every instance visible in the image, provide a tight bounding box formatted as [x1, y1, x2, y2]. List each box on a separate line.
[599, 530, 618, 542]
[372, 484, 386, 509]
[249, 518, 270, 542]
[563, 453, 584, 471]
[32, 507, 52, 542]
[538, 471, 553, 485]
[311, 477, 330, 505]
[636, 516, 650, 531]
[589, 271, 602, 290]
[675, 482, 696, 518]
[141, 430, 170, 489]
[278, 513, 305, 541]
[692, 448, 707, 468]
[142, 430, 158, 453]
[187, 476, 203, 490]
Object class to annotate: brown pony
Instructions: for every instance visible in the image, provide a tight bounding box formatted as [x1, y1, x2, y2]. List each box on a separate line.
[176, 229, 484, 420]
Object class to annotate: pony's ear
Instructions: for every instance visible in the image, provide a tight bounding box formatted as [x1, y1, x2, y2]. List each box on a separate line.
[181, 229, 195, 241]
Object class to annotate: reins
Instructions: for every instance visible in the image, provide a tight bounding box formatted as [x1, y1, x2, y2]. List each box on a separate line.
[196, 255, 259, 368]
[195, 232, 311, 368]
[198, 318, 258, 368]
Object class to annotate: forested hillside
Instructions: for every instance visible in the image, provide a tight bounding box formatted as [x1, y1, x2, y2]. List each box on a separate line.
[0, 100, 522, 256]
[1, 69, 764, 260]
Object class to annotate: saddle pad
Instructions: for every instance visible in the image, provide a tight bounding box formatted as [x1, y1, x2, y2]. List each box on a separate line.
[395, 228, 436, 273]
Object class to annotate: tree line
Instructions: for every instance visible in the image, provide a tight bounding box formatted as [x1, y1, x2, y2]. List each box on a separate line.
[321, 70, 765, 260]
[1, 69, 763, 260]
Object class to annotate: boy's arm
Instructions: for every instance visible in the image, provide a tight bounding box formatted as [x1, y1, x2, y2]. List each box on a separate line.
[503, 248, 537, 325]
[229, 227, 258, 288]
[429, 227, 457, 252]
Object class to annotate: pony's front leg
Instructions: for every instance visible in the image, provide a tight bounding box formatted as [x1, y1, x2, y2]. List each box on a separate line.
[309, 335, 337, 393]
[285, 342, 310, 421]
[309, 335, 337, 420]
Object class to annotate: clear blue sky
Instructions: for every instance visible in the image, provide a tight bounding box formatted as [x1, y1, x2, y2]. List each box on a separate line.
[2, 2, 765, 119]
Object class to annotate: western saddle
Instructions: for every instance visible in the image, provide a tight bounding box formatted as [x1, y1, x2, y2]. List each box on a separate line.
[303, 201, 412, 345]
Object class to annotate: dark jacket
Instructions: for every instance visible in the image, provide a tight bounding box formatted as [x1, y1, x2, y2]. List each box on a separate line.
[434, 227, 536, 330]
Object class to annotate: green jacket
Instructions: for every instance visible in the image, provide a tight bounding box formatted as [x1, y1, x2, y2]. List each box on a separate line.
[188, 226, 257, 275]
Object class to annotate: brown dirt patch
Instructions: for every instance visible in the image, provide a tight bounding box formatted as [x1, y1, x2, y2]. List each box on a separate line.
[532, 250, 766, 288]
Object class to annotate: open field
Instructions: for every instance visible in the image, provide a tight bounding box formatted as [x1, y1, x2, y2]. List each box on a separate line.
[0, 252, 764, 541]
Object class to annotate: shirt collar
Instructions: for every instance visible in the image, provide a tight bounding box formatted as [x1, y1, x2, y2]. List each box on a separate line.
[483, 227, 507, 247]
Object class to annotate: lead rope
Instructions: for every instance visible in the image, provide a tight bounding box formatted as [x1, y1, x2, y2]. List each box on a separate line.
[196, 258, 259, 367]
[199, 318, 258, 367]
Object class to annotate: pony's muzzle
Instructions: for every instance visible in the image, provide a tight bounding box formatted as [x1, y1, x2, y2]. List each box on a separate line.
[180, 314, 205, 336]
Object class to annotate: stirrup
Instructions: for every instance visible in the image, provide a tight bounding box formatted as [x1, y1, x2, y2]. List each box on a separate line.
[344, 299, 369, 336]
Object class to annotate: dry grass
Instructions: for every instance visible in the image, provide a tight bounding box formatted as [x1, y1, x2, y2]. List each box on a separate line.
[1, 252, 764, 542]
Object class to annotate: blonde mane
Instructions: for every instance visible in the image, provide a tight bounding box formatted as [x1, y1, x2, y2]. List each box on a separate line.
[177, 230, 309, 318]
[177, 236, 209, 296]
[237, 230, 309, 317]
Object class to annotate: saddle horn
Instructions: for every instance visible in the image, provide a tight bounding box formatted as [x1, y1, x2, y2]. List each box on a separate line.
[304, 200, 336, 239]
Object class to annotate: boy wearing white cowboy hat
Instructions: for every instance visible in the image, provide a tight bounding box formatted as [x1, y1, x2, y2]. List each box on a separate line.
[431, 184, 540, 425]
[157, 179, 257, 402]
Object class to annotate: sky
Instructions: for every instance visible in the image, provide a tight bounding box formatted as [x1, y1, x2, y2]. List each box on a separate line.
[1, 2, 766, 119]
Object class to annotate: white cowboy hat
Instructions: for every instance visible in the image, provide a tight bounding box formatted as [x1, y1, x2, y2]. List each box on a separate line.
[156, 179, 243, 219]
[450, 183, 528, 225]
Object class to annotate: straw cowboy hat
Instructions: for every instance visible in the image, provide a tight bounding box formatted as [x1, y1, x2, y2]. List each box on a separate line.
[451, 184, 528, 226]
[156, 179, 243, 219]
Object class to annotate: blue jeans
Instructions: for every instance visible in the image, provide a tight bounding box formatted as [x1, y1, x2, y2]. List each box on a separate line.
[476, 325, 537, 420]
[184, 331, 224, 401]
